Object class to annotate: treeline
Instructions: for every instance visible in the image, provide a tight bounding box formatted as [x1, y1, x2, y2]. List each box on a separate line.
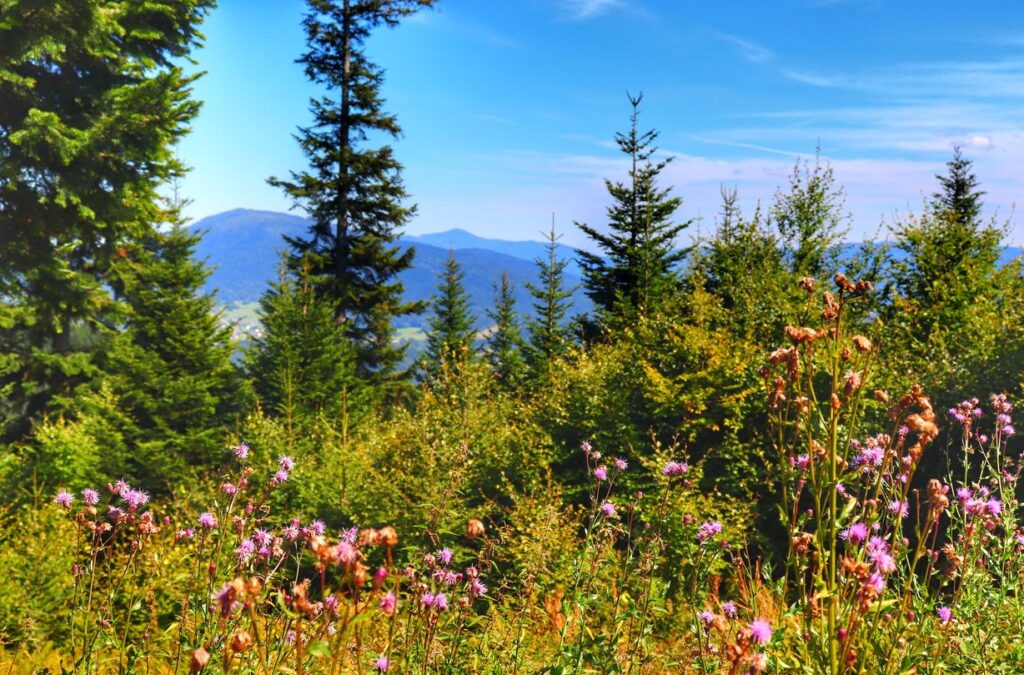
[3, 0, 1024, 560]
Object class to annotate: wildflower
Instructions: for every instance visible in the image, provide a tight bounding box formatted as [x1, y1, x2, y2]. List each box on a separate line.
[937, 606, 952, 624]
[956, 487, 973, 503]
[213, 582, 241, 617]
[335, 541, 358, 567]
[867, 537, 896, 574]
[601, 502, 617, 518]
[888, 500, 909, 518]
[433, 592, 449, 611]
[81, 488, 99, 506]
[122, 489, 149, 510]
[697, 521, 723, 543]
[380, 592, 397, 615]
[373, 567, 388, 587]
[253, 529, 273, 547]
[272, 469, 289, 485]
[437, 547, 454, 565]
[282, 522, 300, 541]
[581, 441, 592, 455]
[375, 656, 390, 672]
[229, 630, 253, 653]
[233, 443, 249, 460]
[278, 455, 295, 471]
[113, 480, 130, 496]
[175, 528, 195, 542]
[1003, 425, 1015, 437]
[341, 526, 359, 544]
[841, 523, 868, 545]
[985, 499, 1003, 516]
[235, 539, 256, 564]
[868, 572, 886, 594]
[722, 601, 738, 618]
[54, 490, 75, 509]
[663, 461, 688, 477]
[469, 579, 488, 598]
[593, 466, 608, 481]
[221, 483, 238, 496]
[421, 592, 434, 607]
[198, 512, 217, 529]
[750, 619, 773, 645]
[699, 610, 715, 626]
[614, 457, 628, 471]
[107, 506, 125, 521]
[309, 520, 326, 536]
[795, 455, 810, 471]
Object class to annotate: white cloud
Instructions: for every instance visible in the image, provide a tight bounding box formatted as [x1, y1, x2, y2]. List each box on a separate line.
[561, 0, 621, 20]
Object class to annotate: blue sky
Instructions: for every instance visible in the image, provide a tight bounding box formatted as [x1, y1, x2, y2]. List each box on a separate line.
[177, 0, 1024, 248]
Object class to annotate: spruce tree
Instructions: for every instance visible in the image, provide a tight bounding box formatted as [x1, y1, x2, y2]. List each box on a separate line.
[576, 93, 690, 322]
[526, 221, 576, 376]
[932, 146, 985, 226]
[104, 210, 244, 485]
[0, 0, 214, 442]
[269, 0, 433, 390]
[485, 272, 527, 386]
[423, 251, 475, 375]
[246, 258, 362, 435]
[771, 152, 849, 279]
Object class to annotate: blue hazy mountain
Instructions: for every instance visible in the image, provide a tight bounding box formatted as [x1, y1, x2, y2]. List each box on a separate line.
[191, 209, 589, 331]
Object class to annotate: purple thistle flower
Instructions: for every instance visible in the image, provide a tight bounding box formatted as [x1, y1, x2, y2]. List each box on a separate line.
[233, 443, 249, 460]
[113, 480, 130, 496]
[309, 520, 326, 536]
[198, 512, 217, 529]
[421, 592, 434, 607]
[986, 498, 1003, 516]
[469, 579, 487, 598]
[580, 441, 592, 455]
[436, 548, 454, 565]
[122, 489, 149, 510]
[937, 606, 952, 624]
[278, 455, 295, 471]
[888, 500, 909, 518]
[662, 461, 688, 477]
[601, 501, 617, 518]
[380, 592, 396, 615]
[699, 610, 715, 626]
[282, 523, 300, 541]
[214, 582, 240, 617]
[614, 458, 628, 471]
[593, 466, 608, 481]
[340, 527, 358, 544]
[722, 601, 738, 618]
[750, 619, 773, 645]
[236, 539, 256, 564]
[795, 454, 811, 470]
[221, 482, 238, 496]
[253, 529, 273, 547]
[272, 469, 289, 485]
[375, 656, 390, 672]
[841, 523, 869, 545]
[81, 489, 99, 506]
[432, 592, 449, 611]
[335, 542, 358, 566]
[54, 490, 75, 509]
[697, 521, 723, 543]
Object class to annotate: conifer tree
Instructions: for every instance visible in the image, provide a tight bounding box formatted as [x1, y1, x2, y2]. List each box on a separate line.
[485, 272, 526, 386]
[246, 259, 362, 435]
[0, 0, 215, 441]
[576, 94, 690, 322]
[104, 209, 244, 483]
[526, 221, 576, 376]
[932, 146, 985, 226]
[423, 251, 475, 375]
[269, 0, 433, 390]
[771, 152, 849, 279]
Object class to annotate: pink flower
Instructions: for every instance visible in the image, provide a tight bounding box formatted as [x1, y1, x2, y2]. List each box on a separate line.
[722, 601, 738, 618]
[841, 523, 868, 545]
[436, 548, 454, 565]
[308, 520, 326, 536]
[601, 501, 617, 518]
[375, 656, 390, 672]
[278, 455, 295, 471]
[221, 483, 238, 496]
[469, 579, 487, 598]
[236, 539, 256, 564]
[380, 592, 396, 615]
[937, 606, 952, 624]
[122, 489, 149, 510]
[373, 567, 388, 587]
[233, 443, 249, 460]
[253, 529, 273, 547]
[699, 610, 715, 626]
[662, 461, 688, 477]
[614, 458, 628, 471]
[750, 619, 773, 645]
[697, 521, 723, 543]
[271, 469, 289, 485]
[593, 466, 608, 481]
[432, 592, 449, 611]
[81, 489, 99, 506]
[54, 490, 74, 509]
[198, 512, 217, 529]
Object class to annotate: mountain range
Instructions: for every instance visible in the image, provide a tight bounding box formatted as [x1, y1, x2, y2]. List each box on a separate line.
[191, 209, 591, 336]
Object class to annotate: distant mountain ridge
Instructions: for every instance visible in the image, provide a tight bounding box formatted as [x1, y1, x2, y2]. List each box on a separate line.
[191, 209, 590, 332]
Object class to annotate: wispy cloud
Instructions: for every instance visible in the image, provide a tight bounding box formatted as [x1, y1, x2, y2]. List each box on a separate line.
[560, 0, 622, 20]
[711, 31, 774, 64]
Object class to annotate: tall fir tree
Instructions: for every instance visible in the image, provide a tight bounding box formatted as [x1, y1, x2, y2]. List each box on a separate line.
[104, 204, 245, 486]
[423, 251, 475, 375]
[771, 152, 849, 279]
[526, 220, 576, 377]
[268, 0, 433, 391]
[576, 94, 690, 322]
[246, 258, 362, 436]
[0, 0, 215, 442]
[932, 146, 985, 226]
[484, 272, 527, 387]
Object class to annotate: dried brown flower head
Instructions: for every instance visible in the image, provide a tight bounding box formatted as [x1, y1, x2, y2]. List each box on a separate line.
[466, 518, 486, 539]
